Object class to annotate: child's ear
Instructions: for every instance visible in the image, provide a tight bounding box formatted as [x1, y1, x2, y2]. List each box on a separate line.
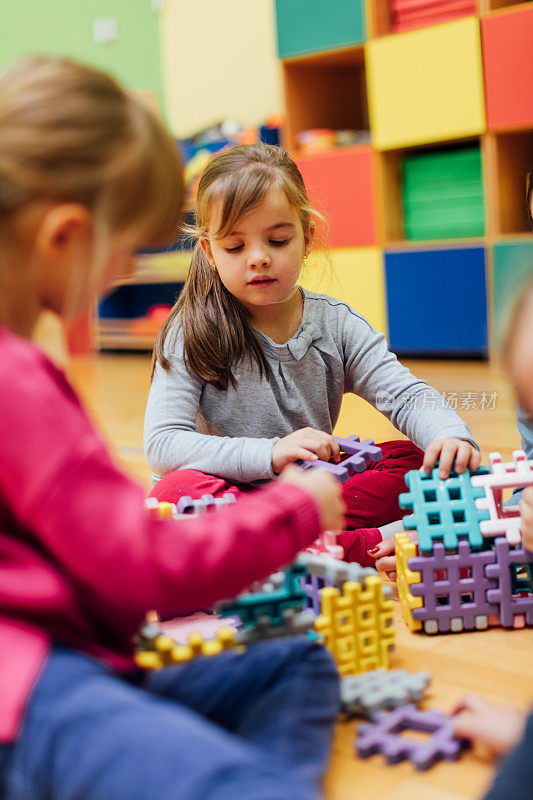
[199, 237, 215, 266]
[304, 222, 315, 255]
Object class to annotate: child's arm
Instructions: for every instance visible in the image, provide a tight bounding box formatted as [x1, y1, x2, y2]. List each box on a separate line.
[144, 337, 277, 482]
[1, 347, 341, 644]
[339, 305, 479, 476]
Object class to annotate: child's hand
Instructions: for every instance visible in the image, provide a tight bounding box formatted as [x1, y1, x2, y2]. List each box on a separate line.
[519, 485, 533, 552]
[451, 695, 526, 758]
[278, 465, 345, 532]
[272, 428, 341, 474]
[369, 531, 418, 582]
[421, 438, 481, 479]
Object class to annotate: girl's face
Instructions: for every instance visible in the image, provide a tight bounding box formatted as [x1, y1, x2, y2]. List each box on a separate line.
[201, 187, 312, 316]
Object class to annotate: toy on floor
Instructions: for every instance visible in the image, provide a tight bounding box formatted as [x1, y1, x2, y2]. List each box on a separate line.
[396, 453, 533, 634]
[135, 549, 397, 676]
[297, 434, 382, 482]
[340, 669, 431, 718]
[300, 552, 376, 614]
[145, 492, 236, 520]
[356, 704, 468, 770]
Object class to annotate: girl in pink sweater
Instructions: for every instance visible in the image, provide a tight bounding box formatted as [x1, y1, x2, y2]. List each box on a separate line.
[0, 56, 343, 800]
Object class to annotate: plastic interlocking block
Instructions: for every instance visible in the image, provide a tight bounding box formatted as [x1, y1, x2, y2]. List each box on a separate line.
[486, 537, 533, 628]
[408, 540, 498, 634]
[215, 563, 308, 628]
[340, 669, 431, 718]
[176, 492, 236, 516]
[395, 532, 423, 632]
[234, 607, 316, 645]
[298, 553, 377, 615]
[135, 625, 236, 669]
[356, 704, 468, 770]
[298, 435, 382, 482]
[400, 466, 490, 553]
[314, 575, 395, 676]
[471, 450, 533, 545]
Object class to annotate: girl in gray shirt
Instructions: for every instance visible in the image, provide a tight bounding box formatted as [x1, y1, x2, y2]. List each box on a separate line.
[145, 144, 479, 564]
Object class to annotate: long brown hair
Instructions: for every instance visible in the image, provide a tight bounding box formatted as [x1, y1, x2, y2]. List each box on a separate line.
[152, 143, 319, 389]
[0, 55, 183, 280]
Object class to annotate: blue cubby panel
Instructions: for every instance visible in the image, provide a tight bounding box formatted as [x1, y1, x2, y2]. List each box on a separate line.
[275, 0, 365, 59]
[99, 283, 182, 320]
[385, 247, 488, 356]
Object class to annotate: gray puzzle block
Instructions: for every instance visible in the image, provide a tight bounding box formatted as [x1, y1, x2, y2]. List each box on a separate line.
[297, 553, 378, 586]
[340, 669, 431, 718]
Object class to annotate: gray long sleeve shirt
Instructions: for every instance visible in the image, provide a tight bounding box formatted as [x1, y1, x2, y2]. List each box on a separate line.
[144, 289, 477, 483]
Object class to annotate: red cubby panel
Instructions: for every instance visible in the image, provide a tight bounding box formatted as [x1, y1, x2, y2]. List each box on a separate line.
[483, 7, 533, 131]
[295, 146, 378, 247]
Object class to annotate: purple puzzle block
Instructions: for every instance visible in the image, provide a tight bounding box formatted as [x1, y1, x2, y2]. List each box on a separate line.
[485, 537, 533, 628]
[297, 435, 383, 482]
[409, 540, 498, 632]
[356, 704, 467, 770]
[334, 435, 383, 463]
[301, 572, 335, 615]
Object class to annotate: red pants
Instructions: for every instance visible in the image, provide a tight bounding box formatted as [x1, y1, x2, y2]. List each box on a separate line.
[150, 439, 424, 567]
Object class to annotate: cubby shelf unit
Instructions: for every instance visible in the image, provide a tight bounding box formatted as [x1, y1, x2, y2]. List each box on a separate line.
[276, 0, 533, 358]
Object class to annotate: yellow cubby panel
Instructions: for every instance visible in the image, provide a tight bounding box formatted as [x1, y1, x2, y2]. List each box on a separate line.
[365, 17, 486, 151]
[300, 247, 387, 335]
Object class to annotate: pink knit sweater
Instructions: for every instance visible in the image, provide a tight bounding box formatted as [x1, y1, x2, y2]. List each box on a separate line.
[0, 327, 320, 742]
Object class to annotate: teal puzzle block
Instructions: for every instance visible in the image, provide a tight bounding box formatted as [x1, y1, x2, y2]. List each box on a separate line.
[399, 467, 490, 554]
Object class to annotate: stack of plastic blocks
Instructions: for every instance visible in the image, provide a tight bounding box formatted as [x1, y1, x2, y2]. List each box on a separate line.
[299, 552, 376, 615]
[396, 454, 533, 634]
[296, 554, 396, 676]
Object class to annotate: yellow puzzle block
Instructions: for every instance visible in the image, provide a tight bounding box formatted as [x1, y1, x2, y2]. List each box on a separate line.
[135, 627, 237, 669]
[395, 532, 423, 632]
[314, 576, 396, 676]
[365, 17, 486, 150]
[300, 247, 387, 335]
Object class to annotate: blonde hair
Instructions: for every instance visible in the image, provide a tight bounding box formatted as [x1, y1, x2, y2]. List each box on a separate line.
[0, 55, 183, 253]
[152, 143, 321, 388]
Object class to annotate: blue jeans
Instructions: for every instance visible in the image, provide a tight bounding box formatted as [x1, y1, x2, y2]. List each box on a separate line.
[0, 638, 339, 800]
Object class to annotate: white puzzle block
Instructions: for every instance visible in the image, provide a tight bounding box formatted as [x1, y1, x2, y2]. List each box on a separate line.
[471, 450, 533, 545]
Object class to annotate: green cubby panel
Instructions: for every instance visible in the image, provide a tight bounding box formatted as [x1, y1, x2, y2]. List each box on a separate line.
[492, 242, 533, 348]
[0, 0, 165, 114]
[402, 145, 485, 241]
[275, 0, 365, 59]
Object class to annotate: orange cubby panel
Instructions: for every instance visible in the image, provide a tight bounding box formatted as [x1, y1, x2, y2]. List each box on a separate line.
[483, 7, 533, 131]
[295, 146, 378, 247]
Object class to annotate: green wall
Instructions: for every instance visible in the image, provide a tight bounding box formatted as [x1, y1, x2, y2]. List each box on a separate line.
[0, 0, 166, 116]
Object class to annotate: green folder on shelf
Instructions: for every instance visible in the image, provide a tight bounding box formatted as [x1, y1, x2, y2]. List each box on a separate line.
[402, 146, 485, 241]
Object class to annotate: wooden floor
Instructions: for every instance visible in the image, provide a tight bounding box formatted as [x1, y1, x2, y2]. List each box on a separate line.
[66, 349, 533, 800]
